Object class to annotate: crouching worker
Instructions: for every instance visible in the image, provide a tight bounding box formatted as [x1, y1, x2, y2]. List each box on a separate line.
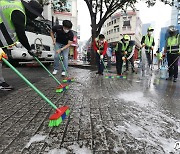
[93, 34, 108, 75]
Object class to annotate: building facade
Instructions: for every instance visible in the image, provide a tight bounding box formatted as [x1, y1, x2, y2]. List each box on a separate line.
[102, 10, 142, 59]
[171, 0, 180, 26]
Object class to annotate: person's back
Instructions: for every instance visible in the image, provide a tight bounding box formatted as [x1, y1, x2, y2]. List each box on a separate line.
[0, 0, 44, 91]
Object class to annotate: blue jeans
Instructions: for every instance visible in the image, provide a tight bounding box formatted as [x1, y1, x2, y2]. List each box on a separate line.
[54, 43, 69, 72]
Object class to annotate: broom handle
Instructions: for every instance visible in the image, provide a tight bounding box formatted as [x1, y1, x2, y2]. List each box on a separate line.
[59, 55, 68, 76]
[34, 57, 61, 85]
[2, 58, 58, 110]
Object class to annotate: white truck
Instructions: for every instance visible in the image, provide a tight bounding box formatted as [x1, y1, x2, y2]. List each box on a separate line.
[6, 20, 54, 66]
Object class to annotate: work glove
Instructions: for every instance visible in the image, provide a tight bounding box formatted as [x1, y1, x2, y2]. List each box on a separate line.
[0, 48, 8, 60]
[97, 50, 100, 54]
[122, 56, 126, 61]
[100, 55, 103, 59]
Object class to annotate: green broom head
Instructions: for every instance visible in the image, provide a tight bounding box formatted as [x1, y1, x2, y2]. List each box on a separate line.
[62, 77, 75, 83]
[105, 75, 114, 79]
[56, 83, 69, 93]
[49, 106, 70, 127]
[116, 75, 126, 79]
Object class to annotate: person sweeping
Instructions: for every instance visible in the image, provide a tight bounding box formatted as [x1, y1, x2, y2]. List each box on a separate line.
[50, 20, 74, 77]
[164, 25, 180, 82]
[0, 0, 70, 127]
[115, 35, 130, 75]
[93, 34, 108, 75]
[141, 27, 155, 76]
[0, 0, 44, 91]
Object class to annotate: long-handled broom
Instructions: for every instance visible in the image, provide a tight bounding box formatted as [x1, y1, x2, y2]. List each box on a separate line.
[98, 54, 114, 79]
[33, 38, 68, 93]
[59, 55, 75, 83]
[33, 56, 69, 93]
[2, 57, 70, 127]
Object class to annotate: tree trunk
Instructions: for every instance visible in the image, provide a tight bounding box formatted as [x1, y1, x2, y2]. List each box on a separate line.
[90, 27, 97, 65]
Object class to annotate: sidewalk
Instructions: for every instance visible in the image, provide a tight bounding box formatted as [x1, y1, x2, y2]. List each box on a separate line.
[0, 65, 180, 154]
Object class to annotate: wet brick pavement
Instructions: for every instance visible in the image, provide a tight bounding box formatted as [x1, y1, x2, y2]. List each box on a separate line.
[0, 65, 180, 154]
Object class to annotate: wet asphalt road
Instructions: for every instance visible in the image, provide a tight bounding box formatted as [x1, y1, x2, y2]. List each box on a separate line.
[0, 64, 180, 154]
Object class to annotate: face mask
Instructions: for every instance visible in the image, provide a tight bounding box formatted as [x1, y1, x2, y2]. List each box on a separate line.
[63, 29, 69, 33]
[148, 32, 153, 35]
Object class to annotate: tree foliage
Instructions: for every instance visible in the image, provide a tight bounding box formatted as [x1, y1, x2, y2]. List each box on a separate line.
[84, 0, 137, 38]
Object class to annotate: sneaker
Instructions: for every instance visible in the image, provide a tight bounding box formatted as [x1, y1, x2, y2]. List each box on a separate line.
[61, 71, 66, 76]
[0, 82, 14, 91]
[52, 70, 58, 75]
[173, 78, 177, 82]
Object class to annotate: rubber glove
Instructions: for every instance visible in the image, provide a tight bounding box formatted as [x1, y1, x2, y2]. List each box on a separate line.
[100, 55, 103, 59]
[0, 48, 8, 60]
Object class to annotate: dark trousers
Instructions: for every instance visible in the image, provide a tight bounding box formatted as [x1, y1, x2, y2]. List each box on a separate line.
[107, 56, 111, 69]
[145, 51, 152, 67]
[126, 56, 134, 71]
[96, 52, 104, 73]
[115, 52, 123, 74]
[167, 53, 179, 78]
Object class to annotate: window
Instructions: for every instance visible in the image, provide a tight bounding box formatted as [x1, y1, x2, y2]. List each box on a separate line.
[111, 21, 113, 25]
[111, 29, 113, 33]
[117, 27, 119, 32]
[109, 22, 111, 26]
[123, 20, 130, 27]
[114, 25, 119, 33]
[128, 16, 132, 20]
[109, 30, 111, 34]
[107, 23, 109, 27]
[26, 20, 51, 36]
[107, 31, 108, 35]
[114, 19, 116, 24]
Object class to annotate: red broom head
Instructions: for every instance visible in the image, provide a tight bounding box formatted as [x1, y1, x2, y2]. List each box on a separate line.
[49, 106, 69, 120]
[56, 83, 68, 89]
